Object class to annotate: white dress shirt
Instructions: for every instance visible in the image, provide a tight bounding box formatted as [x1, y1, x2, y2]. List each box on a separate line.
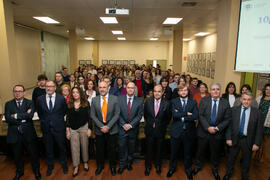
[46, 93, 56, 109]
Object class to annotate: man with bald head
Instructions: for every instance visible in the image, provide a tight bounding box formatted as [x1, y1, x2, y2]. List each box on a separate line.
[118, 82, 143, 174]
[144, 84, 171, 176]
[91, 81, 120, 176]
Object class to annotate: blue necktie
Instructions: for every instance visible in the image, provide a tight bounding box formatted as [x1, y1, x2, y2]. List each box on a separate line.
[49, 96, 53, 112]
[210, 99, 217, 126]
[17, 101, 23, 134]
[182, 99, 186, 129]
[239, 107, 248, 136]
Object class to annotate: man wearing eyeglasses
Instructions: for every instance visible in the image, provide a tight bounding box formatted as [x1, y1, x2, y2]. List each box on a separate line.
[37, 80, 68, 176]
[4, 85, 41, 180]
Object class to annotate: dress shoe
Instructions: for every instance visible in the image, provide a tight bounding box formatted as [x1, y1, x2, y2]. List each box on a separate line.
[145, 168, 151, 176]
[46, 167, 53, 176]
[192, 168, 201, 176]
[166, 170, 175, 178]
[111, 167, 116, 176]
[213, 172, 220, 180]
[156, 166, 161, 174]
[13, 173, 24, 180]
[95, 167, 104, 175]
[127, 164, 133, 171]
[62, 165, 68, 174]
[72, 167, 79, 177]
[34, 171, 41, 180]
[223, 174, 230, 180]
[118, 167, 125, 174]
[186, 173, 193, 180]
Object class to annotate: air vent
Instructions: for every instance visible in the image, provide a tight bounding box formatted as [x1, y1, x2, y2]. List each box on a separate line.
[182, 2, 197, 7]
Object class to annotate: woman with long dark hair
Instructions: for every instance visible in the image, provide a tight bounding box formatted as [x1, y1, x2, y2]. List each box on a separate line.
[256, 83, 270, 162]
[222, 82, 239, 107]
[66, 87, 92, 177]
[160, 77, 172, 100]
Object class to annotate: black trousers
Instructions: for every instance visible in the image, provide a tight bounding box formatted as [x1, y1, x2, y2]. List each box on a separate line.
[43, 130, 67, 168]
[145, 136, 164, 169]
[195, 135, 222, 173]
[95, 133, 117, 168]
[169, 131, 193, 174]
[226, 137, 252, 180]
[10, 134, 40, 174]
[118, 133, 137, 168]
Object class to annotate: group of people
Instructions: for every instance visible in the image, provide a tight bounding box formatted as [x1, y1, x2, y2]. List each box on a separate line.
[4, 64, 270, 180]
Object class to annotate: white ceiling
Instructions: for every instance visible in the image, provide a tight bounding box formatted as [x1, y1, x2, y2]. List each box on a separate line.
[11, 0, 219, 41]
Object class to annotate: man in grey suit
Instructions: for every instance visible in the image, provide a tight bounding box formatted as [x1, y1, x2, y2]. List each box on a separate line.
[223, 92, 263, 180]
[118, 82, 143, 174]
[91, 81, 120, 176]
[193, 82, 231, 180]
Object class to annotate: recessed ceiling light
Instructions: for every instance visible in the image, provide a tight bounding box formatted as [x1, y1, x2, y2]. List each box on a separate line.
[194, 32, 210, 36]
[163, 18, 183, 25]
[84, 37, 95, 40]
[112, 30, 123, 35]
[100, 17, 118, 24]
[150, 38, 159, 41]
[117, 37, 126, 40]
[183, 38, 191, 41]
[33, 17, 60, 24]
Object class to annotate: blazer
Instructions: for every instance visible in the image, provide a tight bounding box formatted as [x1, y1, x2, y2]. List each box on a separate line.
[4, 98, 36, 143]
[226, 106, 264, 149]
[197, 96, 231, 139]
[37, 94, 67, 133]
[118, 95, 143, 136]
[91, 94, 120, 135]
[144, 97, 171, 138]
[170, 97, 198, 138]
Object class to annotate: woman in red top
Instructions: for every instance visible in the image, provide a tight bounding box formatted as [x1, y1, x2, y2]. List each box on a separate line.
[61, 84, 71, 103]
[193, 82, 209, 107]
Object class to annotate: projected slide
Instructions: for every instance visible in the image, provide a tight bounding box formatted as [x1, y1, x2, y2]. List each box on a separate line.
[235, 0, 270, 73]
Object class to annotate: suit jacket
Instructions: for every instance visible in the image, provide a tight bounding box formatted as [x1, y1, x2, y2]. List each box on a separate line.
[170, 97, 198, 138]
[144, 97, 171, 138]
[4, 98, 36, 143]
[91, 94, 120, 135]
[118, 95, 143, 136]
[37, 94, 67, 133]
[226, 106, 264, 149]
[197, 96, 231, 139]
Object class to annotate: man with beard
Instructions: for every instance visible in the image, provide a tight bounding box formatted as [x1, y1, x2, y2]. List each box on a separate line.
[167, 85, 198, 180]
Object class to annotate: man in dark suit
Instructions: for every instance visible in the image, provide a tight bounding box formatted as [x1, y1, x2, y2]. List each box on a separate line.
[91, 81, 120, 176]
[193, 82, 231, 180]
[223, 92, 264, 180]
[37, 80, 68, 176]
[5, 85, 41, 180]
[118, 82, 143, 174]
[167, 85, 198, 180]
[144, 84, 171, 176]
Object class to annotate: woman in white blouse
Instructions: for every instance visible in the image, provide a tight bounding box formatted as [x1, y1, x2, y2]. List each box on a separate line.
[85, 80, 97, 105]
[221, 82, 240, 107]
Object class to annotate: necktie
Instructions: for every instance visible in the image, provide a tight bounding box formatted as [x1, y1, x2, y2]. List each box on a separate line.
[17, 101, 21, 110]
[155, 99, 159, 116]
[49, 96, 53, 112]
[101, 96, 107, 122]
[239, 107, 248, 136]
[128, 98, 131, 121]
[210, 99, 217, 126]
[16, 101, 23, 134]
[182, 99, 187, 129]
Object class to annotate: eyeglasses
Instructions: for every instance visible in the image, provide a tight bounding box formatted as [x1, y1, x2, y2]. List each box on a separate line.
[13, 91, 24, 93]
[46, 86, 55, 88]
